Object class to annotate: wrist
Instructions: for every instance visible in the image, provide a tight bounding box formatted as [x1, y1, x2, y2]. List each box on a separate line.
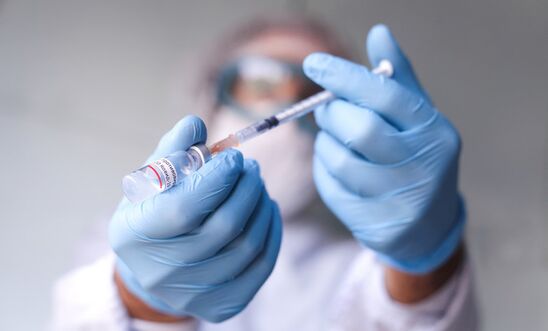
[115, 259, 189, 317]
[114, 269, 192, 323]
[377, 195, 466, 274]
[384, 243, 464, 303]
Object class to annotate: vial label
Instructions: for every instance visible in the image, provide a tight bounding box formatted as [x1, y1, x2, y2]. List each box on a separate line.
[149, 158, 178, 190]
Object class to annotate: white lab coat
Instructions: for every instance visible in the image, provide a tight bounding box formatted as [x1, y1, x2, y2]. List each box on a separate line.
[51, 200, 479, 331]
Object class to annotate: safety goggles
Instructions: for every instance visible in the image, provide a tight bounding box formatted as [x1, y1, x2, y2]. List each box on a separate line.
[215, 56, 321, 123]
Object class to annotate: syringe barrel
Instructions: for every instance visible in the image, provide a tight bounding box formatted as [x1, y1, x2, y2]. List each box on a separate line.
[275, 90, 335, 124]
[122, 144, 210, 203]
[235, 125, 263, 143]
[229, 90, 335, 145]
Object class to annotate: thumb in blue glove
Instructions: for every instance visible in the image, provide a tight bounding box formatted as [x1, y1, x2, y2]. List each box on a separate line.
[109, 115, 282, 322]
[303, 24, 465, 274]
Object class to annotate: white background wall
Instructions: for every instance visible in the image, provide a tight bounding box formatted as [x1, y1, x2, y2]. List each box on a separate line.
[0, 1, 546, 330]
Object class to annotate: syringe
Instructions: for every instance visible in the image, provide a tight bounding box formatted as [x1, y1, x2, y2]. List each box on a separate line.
[122, 60, 394, 203]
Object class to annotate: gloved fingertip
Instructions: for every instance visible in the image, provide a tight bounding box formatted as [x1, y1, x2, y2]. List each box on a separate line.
[313, 131, 338, 162]
[313, 130, 328, 148]
[194, 148, 243, 183]
[173, 115, 207, 141]
[213, 148, 244, 172]
[313, 103, 329, 128]
[303, 52, 333, 81]
[368, 23, 391, 40]
[366, 24, 403, 67]
[224, 148, 244, 164]
[151, 115, 208, 161]
[366, 24, 429, 101]
[367, 24, 395, 47]
[177, 114, 203, 126]
[244, 158, 261, 173]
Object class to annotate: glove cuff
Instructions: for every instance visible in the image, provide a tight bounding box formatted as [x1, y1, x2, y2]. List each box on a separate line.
[377, 195, 466, 274]
[115, 259, 188, 317]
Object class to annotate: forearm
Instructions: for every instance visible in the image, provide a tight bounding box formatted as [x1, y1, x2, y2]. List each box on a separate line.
[384, 243, 465, 304]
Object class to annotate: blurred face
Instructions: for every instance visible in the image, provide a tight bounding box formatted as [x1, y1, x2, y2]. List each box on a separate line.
[208, 30, 332, 218]
[235, 29, 329, 63]
[217, 30, 330, 118]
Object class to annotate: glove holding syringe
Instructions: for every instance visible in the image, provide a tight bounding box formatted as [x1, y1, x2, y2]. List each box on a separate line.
[122, 60, 394, 203]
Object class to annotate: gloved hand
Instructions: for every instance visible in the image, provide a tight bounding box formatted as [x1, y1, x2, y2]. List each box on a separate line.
[303, 25, 465, 274]
[109, 115, 282, 322]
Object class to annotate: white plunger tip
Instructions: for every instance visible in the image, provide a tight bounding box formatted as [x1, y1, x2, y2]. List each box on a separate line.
[373, 59, 394, 78]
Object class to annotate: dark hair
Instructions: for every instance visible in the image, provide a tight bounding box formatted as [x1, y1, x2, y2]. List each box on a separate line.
[200, 14, 353, 102]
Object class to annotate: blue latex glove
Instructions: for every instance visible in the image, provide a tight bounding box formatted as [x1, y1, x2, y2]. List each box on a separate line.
[303, 25, 465, 274]
[109, 115, 282, 322]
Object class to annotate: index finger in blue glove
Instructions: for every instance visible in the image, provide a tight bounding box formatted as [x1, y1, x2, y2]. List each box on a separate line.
[303, 53, 434, 131]
[154, 159, 266, 263]
[366, 24, 432, 105]
[166, 189, 275, 286]
[315, 132, 423, 197]
[146, 115, 207, 163]
[183, 205, 282, 322]
[123, 149, 244, 238]
[314, 100, 412, 164]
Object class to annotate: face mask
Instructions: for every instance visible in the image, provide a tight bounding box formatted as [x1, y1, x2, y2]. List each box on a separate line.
[208, 106, 317, 220]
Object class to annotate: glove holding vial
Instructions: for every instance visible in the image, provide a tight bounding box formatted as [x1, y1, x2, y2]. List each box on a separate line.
[109, 116, 282, 322]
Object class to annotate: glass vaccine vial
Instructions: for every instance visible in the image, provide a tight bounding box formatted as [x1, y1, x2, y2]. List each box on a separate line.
[122, 144, 211, 203]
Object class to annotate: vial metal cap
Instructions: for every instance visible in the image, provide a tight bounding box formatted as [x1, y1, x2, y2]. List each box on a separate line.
[189, 144, 211, 165]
